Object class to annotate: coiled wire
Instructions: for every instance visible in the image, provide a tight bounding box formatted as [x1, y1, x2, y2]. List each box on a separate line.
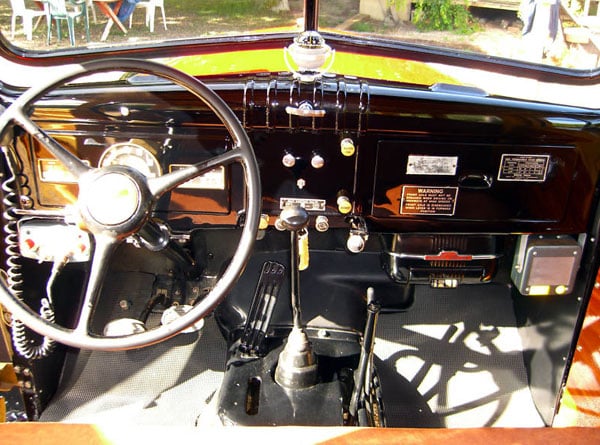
[1, 144, 56, 360]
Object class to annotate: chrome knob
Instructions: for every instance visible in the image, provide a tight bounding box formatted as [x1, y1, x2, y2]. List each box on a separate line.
[282, 153, 296, 168]
[315, 215, 329, 232]
[347, 233, 366, 253]
[311, 153, 325, 169]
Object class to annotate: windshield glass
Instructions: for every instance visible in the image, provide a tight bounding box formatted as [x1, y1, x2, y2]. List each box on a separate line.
[0, 0, 599, 104]
[3, 0, 598, 67]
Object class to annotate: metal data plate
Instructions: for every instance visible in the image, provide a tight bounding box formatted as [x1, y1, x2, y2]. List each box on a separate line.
[406, 155, 458, 176]
[498, 154, 549, 182]
[279, 198, 326, 211]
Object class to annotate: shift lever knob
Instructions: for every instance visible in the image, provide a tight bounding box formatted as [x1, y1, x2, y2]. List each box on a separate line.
[279, 204, 309, 232]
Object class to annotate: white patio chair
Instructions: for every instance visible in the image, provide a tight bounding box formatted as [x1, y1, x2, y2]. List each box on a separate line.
[129, 0, 167, 33]
[86, 0, 97, 24]
[9, 0, 48, 41]
[45, 0, 90, 46]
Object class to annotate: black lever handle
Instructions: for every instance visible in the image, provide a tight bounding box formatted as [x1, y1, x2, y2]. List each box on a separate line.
[458, 174, 493, 189]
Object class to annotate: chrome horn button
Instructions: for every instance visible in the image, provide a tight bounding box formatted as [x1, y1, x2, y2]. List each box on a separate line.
[84, 172, 141, 226]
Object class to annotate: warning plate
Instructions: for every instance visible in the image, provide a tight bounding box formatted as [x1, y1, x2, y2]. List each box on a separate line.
[498, 154, 549, 182]
[400, 186, 458, 216]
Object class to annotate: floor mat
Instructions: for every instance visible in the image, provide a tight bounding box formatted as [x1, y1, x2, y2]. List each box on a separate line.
[374, 284, 545, 427]
[40, 315, 227, 426]
[41, 284, 544, 427]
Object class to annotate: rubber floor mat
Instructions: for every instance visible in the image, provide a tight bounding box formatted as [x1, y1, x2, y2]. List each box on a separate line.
[40, 315, 227, 426]
[41, 284, 543, 427]
[374, 284, 544, 427]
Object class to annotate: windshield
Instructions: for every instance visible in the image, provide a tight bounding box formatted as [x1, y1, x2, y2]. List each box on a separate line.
[1, 0, 599, 105]
[3, 0, 597, 65]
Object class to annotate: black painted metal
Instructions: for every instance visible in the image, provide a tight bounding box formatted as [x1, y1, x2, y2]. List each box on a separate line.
[28, 74, 600, 234]
[304, 0, 319, 31]
[218, 337, 358, 426]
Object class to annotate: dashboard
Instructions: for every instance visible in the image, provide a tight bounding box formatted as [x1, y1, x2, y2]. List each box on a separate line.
[20, 74, 599, 239]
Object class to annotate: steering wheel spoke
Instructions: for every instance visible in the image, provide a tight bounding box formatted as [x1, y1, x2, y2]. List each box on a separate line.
[12, 109, 91, 179]
[73, 235, 119, 336]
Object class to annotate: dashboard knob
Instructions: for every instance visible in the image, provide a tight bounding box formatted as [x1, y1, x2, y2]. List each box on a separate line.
[346, 233, 365, 253]
[282, 153, 296, 168]
[259, 214, 269, 230]
[315, 215, 329, 232]
[336, 195, 352, 214]
[311, 154, 325, 169]
[280, 204, 309, 232]
[340, 138, 355, 157]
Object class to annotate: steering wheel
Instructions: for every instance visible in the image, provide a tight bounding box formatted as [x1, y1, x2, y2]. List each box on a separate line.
[0, 59, 261, 350]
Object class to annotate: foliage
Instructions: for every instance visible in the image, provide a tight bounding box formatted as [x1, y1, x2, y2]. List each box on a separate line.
[391, 0, 479, 34]
[350, 21, 377, 33]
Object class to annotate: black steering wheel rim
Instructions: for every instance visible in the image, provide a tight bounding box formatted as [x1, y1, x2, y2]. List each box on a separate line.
[0, 58, 261, 350]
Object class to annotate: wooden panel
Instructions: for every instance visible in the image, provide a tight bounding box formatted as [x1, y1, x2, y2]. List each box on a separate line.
[555, 268, 600, 426]
[1, 423, 600, 444]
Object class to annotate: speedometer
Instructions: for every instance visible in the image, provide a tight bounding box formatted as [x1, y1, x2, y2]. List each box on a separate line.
[99, 141, 162, 178]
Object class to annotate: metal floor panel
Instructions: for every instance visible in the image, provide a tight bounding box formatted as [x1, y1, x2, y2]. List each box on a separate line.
[41, 284, 544, 427]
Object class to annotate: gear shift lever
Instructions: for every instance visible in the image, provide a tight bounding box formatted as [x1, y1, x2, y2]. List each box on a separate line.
[274, 204, 318, 389]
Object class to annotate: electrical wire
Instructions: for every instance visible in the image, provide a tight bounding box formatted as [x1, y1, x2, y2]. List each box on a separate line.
[1, 144, 56, 360]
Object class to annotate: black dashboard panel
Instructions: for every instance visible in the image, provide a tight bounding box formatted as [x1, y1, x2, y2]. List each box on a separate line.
[251, 131, 356, 216]
[19, 75, 600, 235]
[372, 141, 578, 223]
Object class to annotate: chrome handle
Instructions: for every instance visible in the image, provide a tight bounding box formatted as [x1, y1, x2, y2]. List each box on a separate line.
[285, 102, 326, 118]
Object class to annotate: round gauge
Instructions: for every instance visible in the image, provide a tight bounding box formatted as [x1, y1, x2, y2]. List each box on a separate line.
[99, 142, 162, 178]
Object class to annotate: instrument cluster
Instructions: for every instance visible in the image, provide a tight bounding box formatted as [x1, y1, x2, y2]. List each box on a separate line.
[31, 132, 236, 227]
